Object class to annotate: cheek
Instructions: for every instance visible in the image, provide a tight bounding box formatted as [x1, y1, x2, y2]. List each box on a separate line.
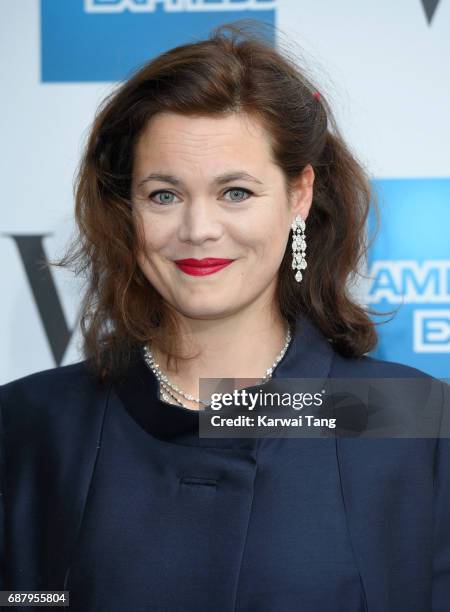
[246, 216, 289, 260]
[138, 219, 172, 256]
[134, 227, 162, 277]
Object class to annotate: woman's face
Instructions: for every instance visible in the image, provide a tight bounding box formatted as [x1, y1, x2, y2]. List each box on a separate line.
[131, 111, 314, 320]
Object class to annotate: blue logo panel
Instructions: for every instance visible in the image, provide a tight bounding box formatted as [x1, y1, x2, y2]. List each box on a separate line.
[40, 0, 277, 82]
[367, 178, 450, 377]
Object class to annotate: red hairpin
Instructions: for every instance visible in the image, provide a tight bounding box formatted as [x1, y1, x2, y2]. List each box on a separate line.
[313, 91, 321, 100]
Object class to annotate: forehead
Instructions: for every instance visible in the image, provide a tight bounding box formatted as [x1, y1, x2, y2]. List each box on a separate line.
[133, 111, 275, 170]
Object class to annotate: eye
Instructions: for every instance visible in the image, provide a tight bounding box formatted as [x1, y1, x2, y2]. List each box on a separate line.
[148, 187, 253, 206]
[223, 187, 253, 202]
[148, 190, 179, 205]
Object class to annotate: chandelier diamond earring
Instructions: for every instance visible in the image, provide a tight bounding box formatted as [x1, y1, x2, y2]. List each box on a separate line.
[291, 214, 307, 282]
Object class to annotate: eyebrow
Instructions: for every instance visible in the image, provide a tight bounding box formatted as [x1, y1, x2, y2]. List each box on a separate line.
[137, 171, 264, 189]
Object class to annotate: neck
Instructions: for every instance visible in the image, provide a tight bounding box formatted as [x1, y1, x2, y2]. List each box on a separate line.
[152, 302, 289, 394]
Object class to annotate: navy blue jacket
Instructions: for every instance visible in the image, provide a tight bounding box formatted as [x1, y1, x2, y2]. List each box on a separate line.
[1, 313, 449, 611]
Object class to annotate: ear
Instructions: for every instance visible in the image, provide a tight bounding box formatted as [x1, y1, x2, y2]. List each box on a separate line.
[288, 164, 314, 225]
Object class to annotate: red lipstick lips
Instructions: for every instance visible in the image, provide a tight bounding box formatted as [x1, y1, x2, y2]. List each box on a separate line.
[174, 258, 234, 276]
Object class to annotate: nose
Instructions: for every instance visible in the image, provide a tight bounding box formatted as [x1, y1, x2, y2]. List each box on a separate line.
[177, 197, 223, 245]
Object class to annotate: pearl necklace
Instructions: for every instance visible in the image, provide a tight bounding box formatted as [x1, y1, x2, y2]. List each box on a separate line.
[142, 325, 292, 409]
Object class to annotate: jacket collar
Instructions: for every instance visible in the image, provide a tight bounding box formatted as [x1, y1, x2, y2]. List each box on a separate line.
[272, 311, 334, 380]
[112, 311, 335, 445]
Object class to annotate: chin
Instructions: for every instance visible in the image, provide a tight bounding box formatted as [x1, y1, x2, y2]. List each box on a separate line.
[177, 305, 231, 319]
[173, 298, 237, 320]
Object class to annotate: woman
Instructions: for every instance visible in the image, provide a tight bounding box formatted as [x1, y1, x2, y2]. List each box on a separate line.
[1, 22, 449, 612]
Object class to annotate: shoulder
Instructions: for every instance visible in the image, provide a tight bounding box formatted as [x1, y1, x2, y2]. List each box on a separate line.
[331, 350, 436, 380]
[330, 350, 445, 398]
[330, 351, 449, 435]
[0, 359, 103, 405]
[0, 360, 110, 429]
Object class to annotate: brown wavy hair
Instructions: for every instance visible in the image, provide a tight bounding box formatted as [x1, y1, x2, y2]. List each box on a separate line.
[50, 20, 382, 382]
